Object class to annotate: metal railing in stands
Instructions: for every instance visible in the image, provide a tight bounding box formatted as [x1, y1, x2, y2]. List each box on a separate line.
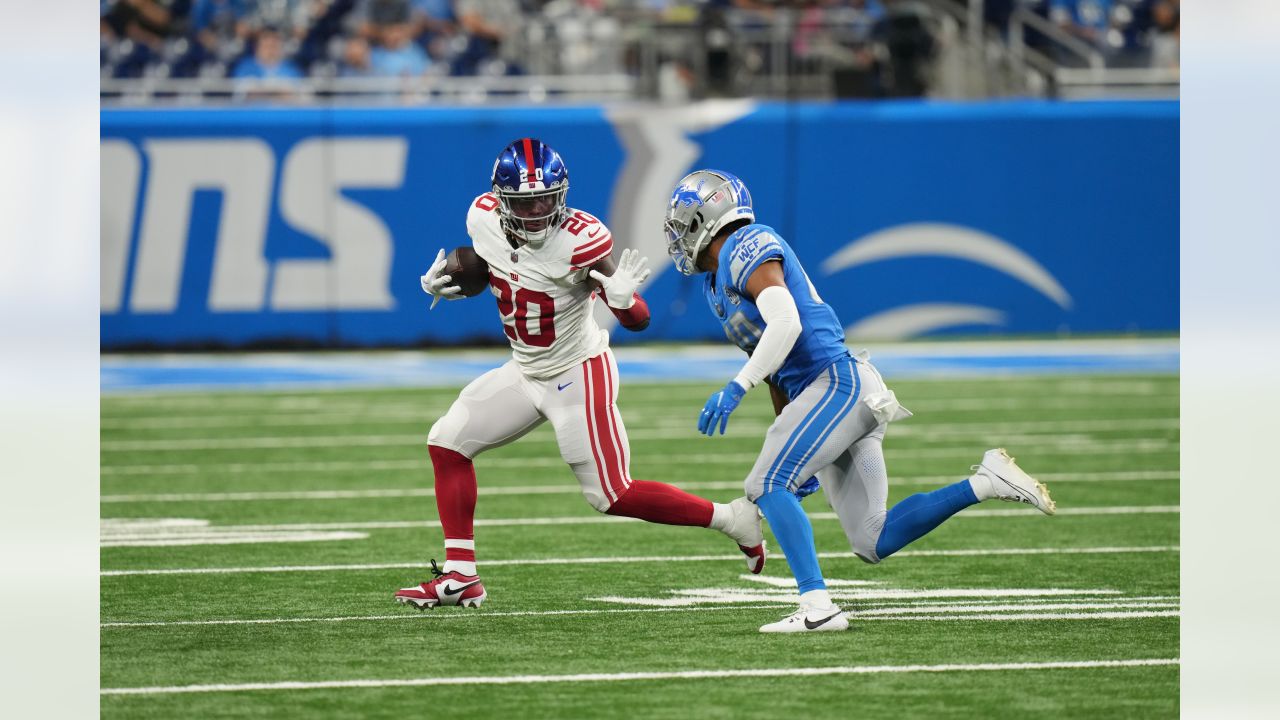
[99, 74, 637, 105]
[1055, 66, 1180, 99]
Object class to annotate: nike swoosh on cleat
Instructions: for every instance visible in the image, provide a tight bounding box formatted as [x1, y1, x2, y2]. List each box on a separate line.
[804, 611, 843, 630]
[991, 473, 1034, 502]
[440, 580, 480, 598]
[557, 382, 573, 391]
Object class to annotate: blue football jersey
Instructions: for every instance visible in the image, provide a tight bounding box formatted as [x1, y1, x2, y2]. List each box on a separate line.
[703, 224, 850, 399]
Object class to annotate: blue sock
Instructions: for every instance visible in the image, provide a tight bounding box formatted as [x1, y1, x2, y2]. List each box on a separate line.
[756, 490, 825, 594]
[874, 479, 980, 559]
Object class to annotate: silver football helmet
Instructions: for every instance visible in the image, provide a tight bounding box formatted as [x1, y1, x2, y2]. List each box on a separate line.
[664, 169, 755, 275]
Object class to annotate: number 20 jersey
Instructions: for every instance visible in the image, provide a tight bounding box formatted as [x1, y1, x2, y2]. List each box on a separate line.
[466, 192, 613, 380]
[703, 223, 850, 400]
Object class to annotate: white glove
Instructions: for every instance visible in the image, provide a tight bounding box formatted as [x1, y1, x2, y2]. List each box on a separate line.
[421, 248, 463, 310]
[588, 248, 651, 309]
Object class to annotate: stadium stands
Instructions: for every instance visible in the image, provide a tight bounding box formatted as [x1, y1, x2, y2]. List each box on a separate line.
[100, 0, 1179, 102]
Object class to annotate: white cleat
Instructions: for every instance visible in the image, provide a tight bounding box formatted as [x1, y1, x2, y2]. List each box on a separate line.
[723, 497, 767, 574]
[759, 603, 850, 634]
[972, 448, 1056, 515]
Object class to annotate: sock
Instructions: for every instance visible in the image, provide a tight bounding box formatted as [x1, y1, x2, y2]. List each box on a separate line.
[800, 588, 834, 609]
[708, 502, 733, 532]
[428, 444, 478, 576]
[874, 480, 980, 559]
[756, 490, 826, 594]
[967, 469, 996, 500]
[605, 480, 715, 527]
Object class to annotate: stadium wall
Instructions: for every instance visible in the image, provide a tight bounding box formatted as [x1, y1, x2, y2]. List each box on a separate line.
[100, 100, 1178, 349]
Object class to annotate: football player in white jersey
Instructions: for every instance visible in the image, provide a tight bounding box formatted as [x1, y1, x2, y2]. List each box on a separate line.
[395, 138, 765, 609]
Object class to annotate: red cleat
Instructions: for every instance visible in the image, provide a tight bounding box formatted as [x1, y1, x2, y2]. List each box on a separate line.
[394, 560, 487, 609]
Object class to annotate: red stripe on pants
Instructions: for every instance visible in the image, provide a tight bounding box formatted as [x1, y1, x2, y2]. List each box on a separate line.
[582, 358, 615, 504]
[602, 355, 630, 486]
[588, 355, 628, 501]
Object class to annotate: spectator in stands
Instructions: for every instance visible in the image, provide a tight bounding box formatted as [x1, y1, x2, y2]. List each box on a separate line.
[352, 0, 418, 40]
[101, 0, 194, 77]
[1150, 0, 1178, 68]
[410, 0, 457, 39]
[190, 0, 251, 55]
[371, 20, 433, 75]
[453, 0, 524, 75]
[102, 0, 192, 47]
[1048, 0, 1110, 45]
[232, 25, 304, 79]
[339, 35, 376, 76]
[253, 0, 329, 41]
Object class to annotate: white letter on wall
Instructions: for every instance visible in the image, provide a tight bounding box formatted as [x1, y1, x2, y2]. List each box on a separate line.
[131, 139, 274, 313]
[273, 137, 406, 310]
[101, 140, 141, 314]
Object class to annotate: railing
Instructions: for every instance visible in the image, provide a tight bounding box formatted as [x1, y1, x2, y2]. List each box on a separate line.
[1055, 67, 1181, 99]
[99, 74, 637, 106]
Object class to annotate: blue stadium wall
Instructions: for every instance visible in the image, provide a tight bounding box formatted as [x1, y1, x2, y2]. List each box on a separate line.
[100, 100, 1178, 349]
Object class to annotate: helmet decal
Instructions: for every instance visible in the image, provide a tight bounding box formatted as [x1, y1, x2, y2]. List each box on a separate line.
[664, 170, 755, 275]
[491, 138, 570, 247]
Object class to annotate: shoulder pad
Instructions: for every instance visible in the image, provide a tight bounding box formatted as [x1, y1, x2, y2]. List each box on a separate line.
[727, 227, 784, 290]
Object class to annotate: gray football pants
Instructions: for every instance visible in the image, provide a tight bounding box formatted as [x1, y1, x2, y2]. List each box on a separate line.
[743, 355, 909, 564]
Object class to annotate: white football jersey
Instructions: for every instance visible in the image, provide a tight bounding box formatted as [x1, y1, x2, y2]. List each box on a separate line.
[466, 193, 614, 380]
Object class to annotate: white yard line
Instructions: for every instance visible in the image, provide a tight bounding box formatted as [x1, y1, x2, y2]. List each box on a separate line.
[101, 600, 1178, 630]
[100, 412, 1178, 433]
[99, 658, 1180, 696]
[860, 611, 1179, 622]
[100, 481, 745, 504]
[100, 433, 1179, 452]
[100, 531, 369, 548]
[101, 452, 1181, 476]
[101, 604, 793, 628]
[101, 545, 1180, 577]
[100, 471, 1179, 504]
[856, 602, 1178, 616]
[98, 505, 1178, 537]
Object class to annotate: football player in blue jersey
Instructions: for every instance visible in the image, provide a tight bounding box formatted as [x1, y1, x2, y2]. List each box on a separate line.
[664, 170, 1057, 633]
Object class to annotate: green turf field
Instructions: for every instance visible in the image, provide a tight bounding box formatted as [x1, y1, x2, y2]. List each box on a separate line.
[100, 373, 1179, 718]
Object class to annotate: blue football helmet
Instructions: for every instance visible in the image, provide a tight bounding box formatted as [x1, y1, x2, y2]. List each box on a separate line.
[664, 169, 755, 275]
[491, 138, 569, 247]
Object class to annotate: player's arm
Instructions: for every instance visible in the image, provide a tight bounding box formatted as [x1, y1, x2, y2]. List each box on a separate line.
[699, 259, 803, 435]
[734, 260, 801, 392]
[588, 249, 651, 332]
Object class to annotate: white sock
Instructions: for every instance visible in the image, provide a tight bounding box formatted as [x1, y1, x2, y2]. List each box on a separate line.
[708, 502, 732, 532]
[800, 588, 834, 609]
[443, 560, 477, 576]
[968, 470, 995, 501]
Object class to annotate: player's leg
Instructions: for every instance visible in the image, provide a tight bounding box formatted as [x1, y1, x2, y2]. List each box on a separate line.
[542, 350, 766, 572]
[745, 357, 869, 632]
[824, 363, 1054, 563]
[395, 361, 544, 609]
[828, 436, 1055, 562]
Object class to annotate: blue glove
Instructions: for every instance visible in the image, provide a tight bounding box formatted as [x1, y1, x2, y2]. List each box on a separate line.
[796, 476, 821, 500]
[698, 380, 747, 436]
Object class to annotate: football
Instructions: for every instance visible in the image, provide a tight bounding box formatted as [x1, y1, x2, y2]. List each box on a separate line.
[444, 246, 491, 297]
